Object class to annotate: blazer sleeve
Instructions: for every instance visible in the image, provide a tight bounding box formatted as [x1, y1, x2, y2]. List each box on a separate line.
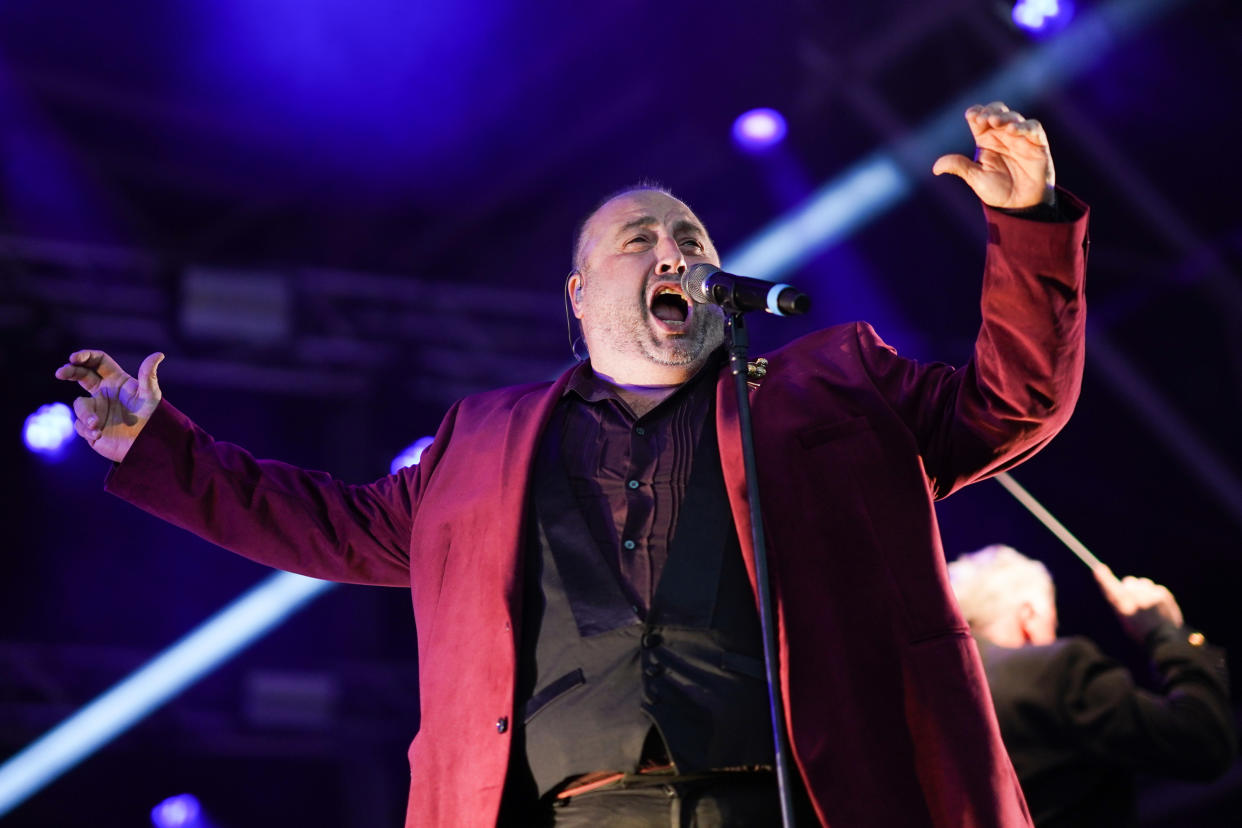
[104, 397, 460, 587]
[1057, 627, 1236, 779]
[857, 188, 1090, 498]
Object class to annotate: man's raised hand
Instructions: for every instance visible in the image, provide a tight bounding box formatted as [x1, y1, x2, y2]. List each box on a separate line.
[54, 350, 164, 463]
[1092, 564, 1185, 643]
[933, 101, 1055, 210]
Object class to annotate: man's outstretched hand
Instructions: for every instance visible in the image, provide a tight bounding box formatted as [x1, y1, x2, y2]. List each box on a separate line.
[933, 101, 1055, 210]
[54, 350, 164, 463]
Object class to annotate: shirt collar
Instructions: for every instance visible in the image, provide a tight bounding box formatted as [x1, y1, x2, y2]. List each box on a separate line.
[564, 349, 726, 405]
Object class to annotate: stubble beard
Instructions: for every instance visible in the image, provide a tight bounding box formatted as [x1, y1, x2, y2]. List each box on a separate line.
[640, 310, 724, 367]
[601, 302, 723, 369]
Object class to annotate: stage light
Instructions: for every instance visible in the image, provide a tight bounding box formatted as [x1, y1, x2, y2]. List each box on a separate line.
[727, 0, 1178, 280]
[23, 402, 75, 457]
[1012, 0, 1074, 35]
[732, 108, 787, 152]
[151, 793, 203, 828]
[0, 571, 333, 817]
[390, 436, 435, 474]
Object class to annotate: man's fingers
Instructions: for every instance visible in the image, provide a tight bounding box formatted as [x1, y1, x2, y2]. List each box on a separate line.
[55, 362, 100, 392]
[72, 396, 98, 429]
[932, 153, 978, 180]
[1011, 118, 1048, 143]
[72, 416, 98, 445]
[987, 110, 1024, 129]
[1093, 564, 1135, 611]
[966, 103, 1048, 146]
[137, 352, 166, 399]
[1093, 564, 1123, 594]
[67, 350, 108, 372]
[57, 349, 124, 393]
[970, 101, 1011, 120]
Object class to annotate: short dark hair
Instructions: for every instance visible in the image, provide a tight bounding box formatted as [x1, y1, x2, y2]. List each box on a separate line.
[571, 179, 675, 272]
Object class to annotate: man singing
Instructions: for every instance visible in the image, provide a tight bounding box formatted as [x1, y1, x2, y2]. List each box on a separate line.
[57, 102, 1088, 826]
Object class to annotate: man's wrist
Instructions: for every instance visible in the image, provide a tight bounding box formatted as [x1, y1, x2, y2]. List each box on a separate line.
[996, 186, 1060, 221]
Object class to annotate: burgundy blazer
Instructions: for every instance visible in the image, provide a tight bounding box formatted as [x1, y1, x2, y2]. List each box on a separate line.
[107, 195, 1089, 827]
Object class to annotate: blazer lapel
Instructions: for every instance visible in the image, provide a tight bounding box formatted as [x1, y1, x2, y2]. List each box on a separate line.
[714, 366, 759, 599]
[496, 368, 577, 613]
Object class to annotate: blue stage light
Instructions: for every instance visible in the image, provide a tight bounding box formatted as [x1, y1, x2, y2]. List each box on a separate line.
[726, 155, 909, 278]
[151, 793, 203, 828]
[0, 572, 333, 817]
[728, 0, 1179, 279]
[1013, 0, 1074, 35]
[23, 402, 75, 457]
[390, 436, 435, 474]
[732, 108, 787, 152]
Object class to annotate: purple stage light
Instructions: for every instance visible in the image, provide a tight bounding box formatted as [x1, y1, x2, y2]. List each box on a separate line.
[1012, 0, 1074, 35]
[732, 108, 787, 152]
[150, 793, 202, 828]
[391, 436, 435, 474]
[23, 403, 75, 457]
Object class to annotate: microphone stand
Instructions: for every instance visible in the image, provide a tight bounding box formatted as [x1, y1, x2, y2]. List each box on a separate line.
[724, 310, 797, 828]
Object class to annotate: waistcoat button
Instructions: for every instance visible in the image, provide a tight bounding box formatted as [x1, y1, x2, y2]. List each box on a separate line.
[496, 716, 509, 734]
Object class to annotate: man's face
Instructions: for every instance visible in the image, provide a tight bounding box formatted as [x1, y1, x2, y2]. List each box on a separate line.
[569, 190, 725, 384]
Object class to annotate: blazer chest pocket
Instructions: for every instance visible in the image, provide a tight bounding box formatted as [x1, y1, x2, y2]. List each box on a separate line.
[798, 415, 871, 449]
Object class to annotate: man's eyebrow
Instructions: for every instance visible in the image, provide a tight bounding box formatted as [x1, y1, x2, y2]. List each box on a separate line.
[672, 218, 706, 238]
[615, 216, 658, 237]
[613, 216, 707, 241]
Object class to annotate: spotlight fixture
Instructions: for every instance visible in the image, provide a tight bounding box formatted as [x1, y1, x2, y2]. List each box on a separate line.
[391, 435, 435, 474]
[1012, 0, 1075, 35]
[23, 402, 75, 457]
[150, 793, 203, 828]
[732, 108, 787, 153]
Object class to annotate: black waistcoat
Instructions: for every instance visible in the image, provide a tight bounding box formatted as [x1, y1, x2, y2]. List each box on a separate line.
[513, 401, 775, 797]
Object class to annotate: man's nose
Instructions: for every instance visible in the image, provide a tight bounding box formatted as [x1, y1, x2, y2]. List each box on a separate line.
[654, 235, 687, 275]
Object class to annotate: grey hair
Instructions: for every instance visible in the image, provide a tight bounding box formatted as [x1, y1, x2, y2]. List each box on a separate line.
[947, 544, 1054, 631]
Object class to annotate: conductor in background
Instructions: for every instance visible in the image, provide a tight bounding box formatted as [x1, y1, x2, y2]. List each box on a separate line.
[948, 544, 1236, 827]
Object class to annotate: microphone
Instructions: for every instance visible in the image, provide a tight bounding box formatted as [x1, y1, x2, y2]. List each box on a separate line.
[682, 263, 811, 316]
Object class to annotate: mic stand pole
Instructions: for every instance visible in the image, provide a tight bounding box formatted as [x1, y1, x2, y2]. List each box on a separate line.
[724, 310, 797, 828]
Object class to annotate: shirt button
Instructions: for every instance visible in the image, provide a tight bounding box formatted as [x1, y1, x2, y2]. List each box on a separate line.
[635, 426, 646, 435]
[496, 716, 509, 734]
[645, 663, 665, 678]
[642, 632, 662, 649]
[627, 479, 640, 489]
[623, 539, 636, 550]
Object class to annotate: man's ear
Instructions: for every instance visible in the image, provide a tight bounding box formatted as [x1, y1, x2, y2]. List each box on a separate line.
[567, 270, 585, 319]
[1016, 601, 1037, 643]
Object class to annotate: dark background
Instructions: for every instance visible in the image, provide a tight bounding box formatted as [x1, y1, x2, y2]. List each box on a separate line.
[2, 0, 1240, 824]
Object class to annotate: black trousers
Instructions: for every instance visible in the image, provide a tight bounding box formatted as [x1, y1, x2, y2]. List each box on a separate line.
[524, 772, 819, 828]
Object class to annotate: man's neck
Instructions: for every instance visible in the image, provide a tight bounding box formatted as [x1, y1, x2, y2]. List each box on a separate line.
[587, 352, 720, 417]
[609, 382, 680, 418]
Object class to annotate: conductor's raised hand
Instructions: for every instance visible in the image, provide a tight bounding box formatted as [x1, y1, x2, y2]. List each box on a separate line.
[1092, 564, 1185, 643]
[54, 350, 164, 463]
[933, 101, 1055, 210]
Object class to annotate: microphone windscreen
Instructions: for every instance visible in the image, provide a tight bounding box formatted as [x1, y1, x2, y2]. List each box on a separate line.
[682, 263, 719, 304]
